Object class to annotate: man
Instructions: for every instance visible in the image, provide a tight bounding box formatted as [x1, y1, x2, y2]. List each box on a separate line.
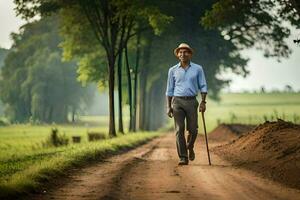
[166, 43, 207, 165]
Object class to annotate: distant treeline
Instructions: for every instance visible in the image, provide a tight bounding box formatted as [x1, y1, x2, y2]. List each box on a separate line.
[0, 17, 94, 123]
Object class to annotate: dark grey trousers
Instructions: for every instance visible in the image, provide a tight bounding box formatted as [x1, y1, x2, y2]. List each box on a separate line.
[172, 97, 199, 159]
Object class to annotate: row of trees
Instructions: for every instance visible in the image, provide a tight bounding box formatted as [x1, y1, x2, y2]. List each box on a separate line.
[0, 16, 94, 123]
[14, 0, 174, 136]
[6, 0, 299, 136]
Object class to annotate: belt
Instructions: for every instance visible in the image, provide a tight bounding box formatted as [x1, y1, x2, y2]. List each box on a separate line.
[174, 96, 196, 100]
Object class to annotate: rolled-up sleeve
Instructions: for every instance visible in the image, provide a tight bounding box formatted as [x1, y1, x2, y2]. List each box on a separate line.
[166, 68, 175, 96]
[197, 67, 208, 93]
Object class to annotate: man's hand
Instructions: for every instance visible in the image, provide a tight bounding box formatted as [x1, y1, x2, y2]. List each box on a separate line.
[167, 107, 173, 118]
[199, 101, 206, 113]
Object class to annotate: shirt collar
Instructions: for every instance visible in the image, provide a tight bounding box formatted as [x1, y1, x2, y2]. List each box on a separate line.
[176, 61, 192, 69]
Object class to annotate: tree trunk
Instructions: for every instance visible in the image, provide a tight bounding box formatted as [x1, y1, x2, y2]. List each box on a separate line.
[108, 56, 117, 137]
[117, 50, 124, 134]
[48, 106, 53, 123]
[138, 68, 148, 130]
[72, 106, 75, 123]
[125, 45, 133, 132]
[145, 85, 152, 130]
[132, 32, 141, 132]
[138, 36, 152, 130]
[152, 81, 165, 129]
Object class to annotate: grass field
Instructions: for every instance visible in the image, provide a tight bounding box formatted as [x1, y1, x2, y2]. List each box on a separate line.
[0, 122, 161, 198]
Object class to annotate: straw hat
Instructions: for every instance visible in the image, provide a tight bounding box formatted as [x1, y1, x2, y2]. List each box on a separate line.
[174, 43, 194, 57]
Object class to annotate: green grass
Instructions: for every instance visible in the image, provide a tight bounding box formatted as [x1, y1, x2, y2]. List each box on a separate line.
[204, 92, 300, 132]
[0, 124, 161, 198]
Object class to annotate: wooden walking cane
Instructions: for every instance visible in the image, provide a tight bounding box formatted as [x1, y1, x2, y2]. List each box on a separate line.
[201, 111, 211, 165]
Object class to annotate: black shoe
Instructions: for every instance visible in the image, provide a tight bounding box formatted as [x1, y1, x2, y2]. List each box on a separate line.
[188, 149, 195, 161]
[178, 158, 189, 165]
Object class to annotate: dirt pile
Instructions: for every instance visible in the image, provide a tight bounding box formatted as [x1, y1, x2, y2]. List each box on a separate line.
[208, 123, 255, 142]
[213, 119, 300, 189]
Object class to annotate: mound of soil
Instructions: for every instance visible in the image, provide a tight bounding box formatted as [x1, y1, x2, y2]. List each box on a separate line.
[208, 123, 255, 142]
[213, 119, 300, 189]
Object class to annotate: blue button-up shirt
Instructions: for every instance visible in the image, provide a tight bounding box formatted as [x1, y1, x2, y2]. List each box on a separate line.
[165, 61, 208, 96]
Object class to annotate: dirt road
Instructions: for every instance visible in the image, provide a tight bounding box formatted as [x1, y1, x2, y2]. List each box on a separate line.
[33, 133, 300, 200]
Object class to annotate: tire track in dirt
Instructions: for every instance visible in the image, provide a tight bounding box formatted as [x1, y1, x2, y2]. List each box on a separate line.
[30, 136, 162, 200]
[31, 133, 300, 200]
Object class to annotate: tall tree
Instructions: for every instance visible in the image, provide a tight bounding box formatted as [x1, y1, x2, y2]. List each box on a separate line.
[14, 0, 172, 136]
[132, 31, 141, 132]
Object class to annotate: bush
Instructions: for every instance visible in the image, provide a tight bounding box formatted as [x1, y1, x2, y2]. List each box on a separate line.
[43, 128, 69, 147]
[0, 119, 6, 126]
[72, 136, 81, 143]
[87, 132, 106, 141]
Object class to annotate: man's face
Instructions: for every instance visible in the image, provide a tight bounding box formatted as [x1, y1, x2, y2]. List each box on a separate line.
[177, 48, 192, 62]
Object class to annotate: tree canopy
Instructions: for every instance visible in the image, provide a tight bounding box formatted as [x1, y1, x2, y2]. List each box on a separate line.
[0, 16, 94, 123]
[202, 0, 300, 59]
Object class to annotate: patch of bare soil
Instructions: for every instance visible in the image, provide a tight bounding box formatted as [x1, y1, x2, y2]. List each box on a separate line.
[213, 119, 300, 189]
[208, 123, 255, 142]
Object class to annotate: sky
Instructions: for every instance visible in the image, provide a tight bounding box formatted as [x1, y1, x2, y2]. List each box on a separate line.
[0, 1, 26, 48]
[0, 0, 299, 92]
[221, 33, 300, 92]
